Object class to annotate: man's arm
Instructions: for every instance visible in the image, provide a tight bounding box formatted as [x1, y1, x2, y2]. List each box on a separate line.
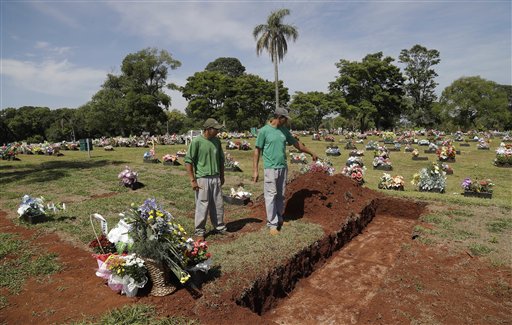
[293, 141, 318, 161]
[185, 163, 200, 191]
[252, 147, 261, 183]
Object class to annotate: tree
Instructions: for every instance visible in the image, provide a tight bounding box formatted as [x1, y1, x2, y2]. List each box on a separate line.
[439, 76, 511, 130]
[166, 109, 187, 134]
[289, 91, 346, 131]
[253, 8, 298, 110]
[329, 52, 405, 131]
[205, 57, 246, 78]
[399, 44, 441, 127]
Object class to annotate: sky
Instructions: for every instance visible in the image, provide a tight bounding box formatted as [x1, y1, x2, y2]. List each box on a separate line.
[1, 0, 511, 112]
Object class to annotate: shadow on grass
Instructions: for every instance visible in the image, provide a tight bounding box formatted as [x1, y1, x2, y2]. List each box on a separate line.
[0, 159, 127, 184]
[226, 218, 262, 232]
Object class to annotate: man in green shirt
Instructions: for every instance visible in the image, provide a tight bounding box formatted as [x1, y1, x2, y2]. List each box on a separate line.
[185, 118, 228, 240]
[253, 107, 318, 235]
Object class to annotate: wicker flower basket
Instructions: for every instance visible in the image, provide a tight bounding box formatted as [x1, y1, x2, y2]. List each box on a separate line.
[143, 258, 177, 296]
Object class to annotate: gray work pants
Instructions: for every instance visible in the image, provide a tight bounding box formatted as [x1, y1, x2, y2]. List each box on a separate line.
[194, 176, 226, 236]
[264, 168, 287, 229]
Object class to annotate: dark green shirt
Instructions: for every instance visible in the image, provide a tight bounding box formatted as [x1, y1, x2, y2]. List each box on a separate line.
[184, 135, 224, 178]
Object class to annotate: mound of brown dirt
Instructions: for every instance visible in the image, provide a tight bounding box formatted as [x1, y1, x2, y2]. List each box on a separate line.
[251, 172, 379, 233]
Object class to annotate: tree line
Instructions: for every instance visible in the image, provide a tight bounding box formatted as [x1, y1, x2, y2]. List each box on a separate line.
[1, 9, 511, 144]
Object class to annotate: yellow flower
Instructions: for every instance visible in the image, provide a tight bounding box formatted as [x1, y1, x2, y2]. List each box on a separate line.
[180, 272, 191, 284]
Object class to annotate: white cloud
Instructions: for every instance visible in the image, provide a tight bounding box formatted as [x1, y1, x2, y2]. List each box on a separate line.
[1, 58, 105, 99]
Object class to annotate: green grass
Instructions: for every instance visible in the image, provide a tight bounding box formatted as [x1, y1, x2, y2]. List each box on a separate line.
[0, 135, 511, 320]
[0, 232, 61, 308]
[71, 304, 199, 325]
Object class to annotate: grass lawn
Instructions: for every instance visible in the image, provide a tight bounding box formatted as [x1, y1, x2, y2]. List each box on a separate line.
[0, 134, 510, 323]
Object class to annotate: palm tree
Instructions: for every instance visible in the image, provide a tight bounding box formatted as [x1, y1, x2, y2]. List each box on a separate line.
[253, 8, 298, 110]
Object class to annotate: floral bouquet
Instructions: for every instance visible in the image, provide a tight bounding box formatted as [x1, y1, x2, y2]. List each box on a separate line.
[411, 162, 446, 193]
[344, 140, 356, 150]
[104, 145, 114, 151]
[0, 143, 19, 160]
[382, 131, 396, 143]
[461, 178, 494, 193]
[118, 166, 138, 187]
[325, 145, 341, 156]
[89, 234, 117, 254]
[176, 150, 187, 157]
[418, 139, 430, 146]
[324, 135, 335, 142]
[118, 198, 192, 284]
[373, 156, 392, 168]
[365, 140, 378, 150]
[374, 146, 389, 159]
[290, 152, 308, 164]
[102, 253, 148, 297]
[230, 185, 252, 199]
[349, 149, 364, 157]
[17, 194, 65, 223]
[300, 159, 335, 176]
[239, 140, 251, 150]
[494, 143, 512, 166]
[342, 163, 366, 185]
[436, 145, 456, 161]
[224, 153, 241, 170]
[378, 173, 404, 190]
[346, 156, 364, 167]
[477, 139, 490, 149]
[412, 149, 420, 157]
[226, 140, 238, 150]
[143, 149, 159, 163]
[428, 142, 438, 152]
[162, 154, 180, 166]
[441, 163, 453, 175]
[184, 239, 212, 272]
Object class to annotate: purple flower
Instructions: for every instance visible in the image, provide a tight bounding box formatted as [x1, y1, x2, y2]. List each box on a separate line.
[461, 177, 472, 190]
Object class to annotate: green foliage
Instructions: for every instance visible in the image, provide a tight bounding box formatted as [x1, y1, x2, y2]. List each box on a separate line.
[205, 57, 246, 77]
[329, 52, 405, 131]
[439, 76, 511, 131]
[486, 218, 512, 233]
[289, 91, 347, 131]
[399, 44, 441, 127]
[469, 243, 493, 256]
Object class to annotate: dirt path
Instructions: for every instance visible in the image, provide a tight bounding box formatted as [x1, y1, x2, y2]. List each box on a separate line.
[265, 213, 415, 325]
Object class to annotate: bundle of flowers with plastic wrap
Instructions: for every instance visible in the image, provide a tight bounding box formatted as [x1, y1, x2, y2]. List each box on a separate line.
[373, 156, 392, 168]
[378, 173, 404, 190]
[118, 167, 138, 187]
[411, 162, 446, 193]
[325, 145, 341, 155]
[184, 239, 212, 272]
[17, 194, 66, 223]
[290, 152, 308, 164]
[382, 131, 396, 143]
[300, 159, 335, 176]
[374, 146, 389, 159]
[102, 253, 148, 297]
[230, 186, 252, 199]
[477, 139, 490, 149]
[342, 163, 366, 185]
[0, 143, 19, 160]
[436, 145, 456, 160]
[365, 140, 378, 150]
[224, 153, 241, 169]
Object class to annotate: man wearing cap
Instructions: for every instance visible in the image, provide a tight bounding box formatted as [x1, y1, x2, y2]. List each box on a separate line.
[253, 107, 318, 235]
[185, 118, 228, 240]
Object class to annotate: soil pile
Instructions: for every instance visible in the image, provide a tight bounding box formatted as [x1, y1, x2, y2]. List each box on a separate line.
[252, 172, 379, 232]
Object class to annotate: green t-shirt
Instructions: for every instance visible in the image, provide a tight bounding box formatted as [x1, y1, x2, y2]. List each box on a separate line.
[184, 135, 224, 178]
[255, 124, 297, 169]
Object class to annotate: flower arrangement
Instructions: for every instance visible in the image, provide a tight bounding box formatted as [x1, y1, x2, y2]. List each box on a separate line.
[229, 185, 252, 199]
[120, 199, 193, 284]
[411, 162, 446, 193]
[373, 156, 392, 169]
[412, 149, 420, 157]
[312, 133, 321, 141]
[382, 132, 396, 143]
[0, 144, 19, 160]
[342, 163, 366, 185]
[428, 142, 438, 152]
[374, 146, 389, 159]
[290, 152, 308, 164]
[183, 239, 211, 268]
[300, 159, 335, 176]
[418, 139, 430, 146]
[349, 149, 364, 157]
[365, 140, 378, 150]
[224, 153, 241, 169]
[226, 140, 238, 150]
[118, 167, 138, 187]
[436, 145, 456, 161]
[239, 140, 251, 150]
[461, 178, 494, 193]
[89, 234, 117, 254]
[346, 156, 364, 167]
[94, 253, 148, 297]
[17, 195, 66, 223]
[344, 140, 356, 150]
[378, 173, 404, 190]
[494, 143, 512, 166]
[477, 139, 490, 149]
[143, 149, 159, 162]
[324, 135, 335, 142]
[325, 145, 341, 156]
[441, 163, 453, 175]
[104, 145, 114, 151]
[176, 150, 187, 157]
